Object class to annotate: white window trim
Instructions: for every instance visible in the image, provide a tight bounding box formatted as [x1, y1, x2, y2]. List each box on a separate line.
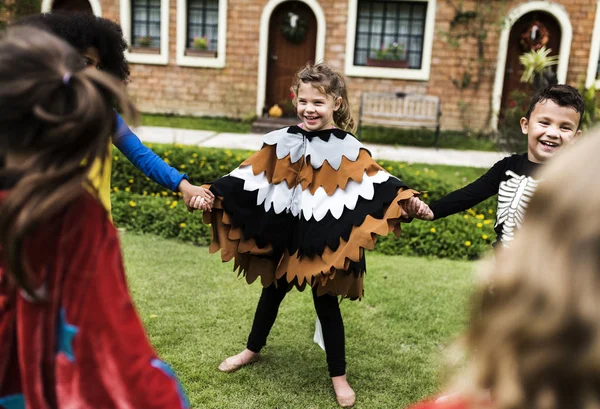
[41, 0, 103, 15]
[344, 0, 436, 80]
[120, 0, 170, 65]
[586, 0, 600, 89]
[491, 1, 572, 130]
[176, 0, 227, 68]
[255, 0, 326, 116]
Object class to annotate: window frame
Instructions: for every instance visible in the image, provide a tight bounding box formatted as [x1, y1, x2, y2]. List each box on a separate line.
[176, 0, 228, 68]
[344, 0, 436, 80]
[121, 0, 170, 65]
[586, 0, 600, 88]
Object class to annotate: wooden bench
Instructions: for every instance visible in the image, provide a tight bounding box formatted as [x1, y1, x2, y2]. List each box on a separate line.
[357, 92, 442, 148]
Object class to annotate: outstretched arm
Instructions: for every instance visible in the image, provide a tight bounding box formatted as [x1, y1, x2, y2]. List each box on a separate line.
[112, 112, 213, 211]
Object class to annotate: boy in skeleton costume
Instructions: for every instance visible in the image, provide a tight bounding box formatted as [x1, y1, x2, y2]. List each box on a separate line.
[409, 85, 583, 247]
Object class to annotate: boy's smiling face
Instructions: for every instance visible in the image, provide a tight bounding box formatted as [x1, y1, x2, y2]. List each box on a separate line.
[521, 99, 582, 164]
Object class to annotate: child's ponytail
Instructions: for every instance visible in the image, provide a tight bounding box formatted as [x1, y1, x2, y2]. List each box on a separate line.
[0, 27, 136, 297]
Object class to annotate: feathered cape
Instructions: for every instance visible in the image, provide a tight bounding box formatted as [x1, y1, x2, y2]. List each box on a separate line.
[203, 126, 417, 299]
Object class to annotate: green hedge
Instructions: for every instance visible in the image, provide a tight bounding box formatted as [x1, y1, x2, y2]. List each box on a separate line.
[111, 143, 497, 260]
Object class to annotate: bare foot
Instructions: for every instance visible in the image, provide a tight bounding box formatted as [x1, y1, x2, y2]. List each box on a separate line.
[218, 349, 260, 373]
[332, 374, 355, 407]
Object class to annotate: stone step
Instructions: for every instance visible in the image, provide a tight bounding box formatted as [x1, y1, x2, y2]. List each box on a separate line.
[251, 116, 298, 134]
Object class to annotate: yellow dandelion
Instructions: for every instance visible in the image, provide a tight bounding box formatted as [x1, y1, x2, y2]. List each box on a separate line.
[463, 215, 469, 219]
[161, 191, 168, 196]
[129, 201, 136, 207]
[430, 227, 436, 233]
[483, 220, 492, 225]
[465, 241, 471, 247]
[192, 153, 198, 157]
[468, 209, 476, 215]
[423, 193, 429, 199]
[476, 214, 485, 219]
[235, 156, 242, 161]
[482, 234, 488, 240]
[114, 155, 119, 161]
[148, 143, 153, 148]
[143, 191, 148, 196]
[170, 201, 178, 209]
[165, 201, 172, 206]
[129, 179, 134, 184]
[113, 187, 119, 192]
[180, 164, 186, 169]
[219, 165, 225, 170]
[124, 187, 130, 192]
[386, 166, 393, 171]
[164, 158, 170, 164]
[488, 209, 494, 214]
[151, 192, 156, 197]
[180, 223, 186, 228]
[477, 223, 483, 228]
[189, 159, 195, 164]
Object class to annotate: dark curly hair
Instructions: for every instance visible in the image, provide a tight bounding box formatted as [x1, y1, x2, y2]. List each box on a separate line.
[15, 11, 130, 82]
[524, 84, 585, 129]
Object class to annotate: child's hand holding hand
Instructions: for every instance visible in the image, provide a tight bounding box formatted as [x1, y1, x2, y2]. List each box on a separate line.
[404, 196, 434, 220]
[178, 180, 215, 212]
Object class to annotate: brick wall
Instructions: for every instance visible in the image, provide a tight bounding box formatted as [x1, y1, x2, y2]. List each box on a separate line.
[100, 0, 598, 132]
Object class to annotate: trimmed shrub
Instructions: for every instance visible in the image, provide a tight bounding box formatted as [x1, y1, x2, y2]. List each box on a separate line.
[111, 143, 497, 260]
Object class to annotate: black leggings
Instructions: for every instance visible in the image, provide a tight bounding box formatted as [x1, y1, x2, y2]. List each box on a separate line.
[246, 277, 346, 377]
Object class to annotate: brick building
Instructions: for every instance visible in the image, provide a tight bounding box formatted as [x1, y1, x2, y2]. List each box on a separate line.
[41, 0, 600, 131]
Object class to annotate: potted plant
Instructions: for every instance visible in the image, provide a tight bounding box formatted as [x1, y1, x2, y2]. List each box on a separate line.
[519, 46, 559, 91]
[130, 35, 160, 54]
[367, 42, 409, 68]
[186, 35, 216, 57]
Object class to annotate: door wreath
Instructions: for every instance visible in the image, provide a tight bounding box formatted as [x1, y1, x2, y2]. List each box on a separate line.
[280, 11, 307, 44]
[520, 21, 549, 51]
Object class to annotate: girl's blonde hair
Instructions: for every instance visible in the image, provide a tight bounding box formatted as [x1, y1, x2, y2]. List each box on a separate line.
[454, 131, 600, 409]
[290, 62, 356, 133]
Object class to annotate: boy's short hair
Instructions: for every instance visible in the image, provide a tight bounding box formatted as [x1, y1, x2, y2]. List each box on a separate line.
[16, 11, 130, 82]
[524, 84, 585, 128]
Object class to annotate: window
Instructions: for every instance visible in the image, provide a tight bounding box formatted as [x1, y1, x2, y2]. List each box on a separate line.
[120, 0, 169, 65]
[131, 0, 161, 48]
[176, 0, 227, 68]
[590, 0, 600, 89]
[345, 0, 436, 80]
[186, 0, 219, 55]
[354, 1, 426, 69]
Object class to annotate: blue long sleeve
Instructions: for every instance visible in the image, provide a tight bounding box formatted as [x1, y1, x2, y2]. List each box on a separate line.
[112, 113, 188, 192]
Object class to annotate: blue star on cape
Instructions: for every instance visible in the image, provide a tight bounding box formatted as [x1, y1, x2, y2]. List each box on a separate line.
[0, 393, 25, 409]
[150, 359, 190, 408]
[57, 307, 78, 362]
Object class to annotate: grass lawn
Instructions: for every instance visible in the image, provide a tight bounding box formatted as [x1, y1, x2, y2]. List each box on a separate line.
[122, 232, 476, 408]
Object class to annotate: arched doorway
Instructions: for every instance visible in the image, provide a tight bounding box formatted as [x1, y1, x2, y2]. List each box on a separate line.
[264, 1, 317, 116]
[500, 11, 561, 114]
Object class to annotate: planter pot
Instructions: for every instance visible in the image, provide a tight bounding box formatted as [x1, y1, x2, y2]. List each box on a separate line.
[185, 49, 217, 58]
[366, 58, 409, 68]
[130, 46, 160, 54]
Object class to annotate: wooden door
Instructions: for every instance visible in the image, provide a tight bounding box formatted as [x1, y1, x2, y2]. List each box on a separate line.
[500, 11, 561, 114]
[265, 1, 317, 116]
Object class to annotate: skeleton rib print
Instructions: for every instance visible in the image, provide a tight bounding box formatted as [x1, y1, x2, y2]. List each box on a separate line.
[496, 170, 540, 246]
